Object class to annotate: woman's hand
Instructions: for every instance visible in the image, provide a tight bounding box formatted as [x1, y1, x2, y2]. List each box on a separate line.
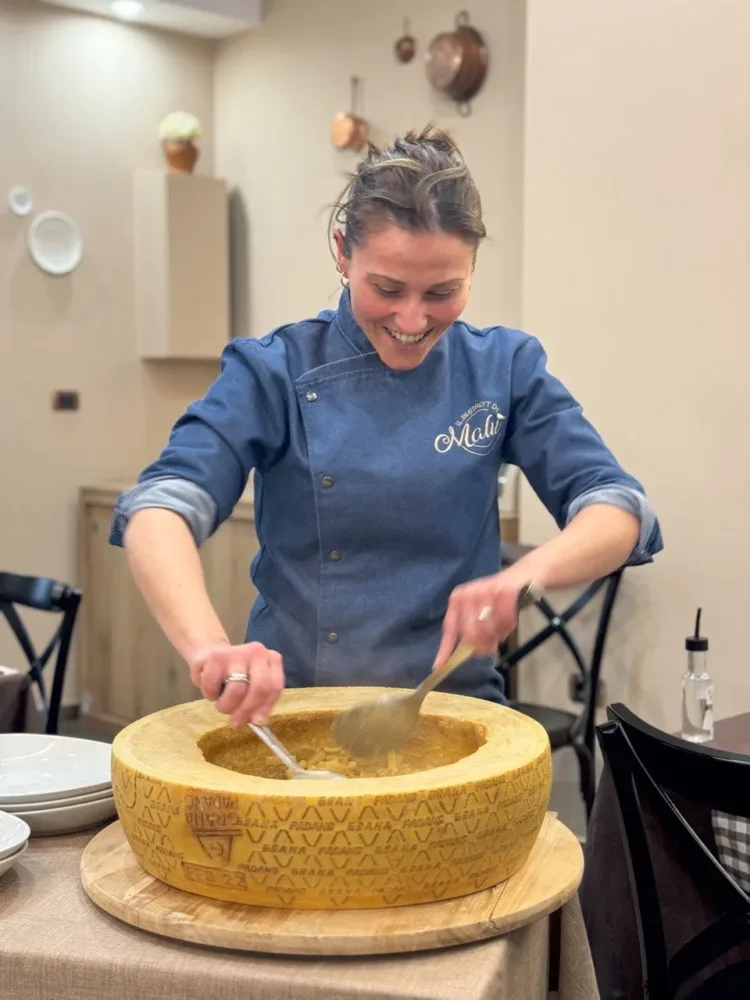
[189, 641, 285, 727]
[433, 503, 641, 670]
[433, 571, 529, 669]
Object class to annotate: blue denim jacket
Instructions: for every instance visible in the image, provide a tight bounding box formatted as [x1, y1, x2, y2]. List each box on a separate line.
[110, 290, 662, 702]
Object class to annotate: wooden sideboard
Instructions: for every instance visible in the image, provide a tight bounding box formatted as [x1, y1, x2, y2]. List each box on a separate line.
[77, 485, 520, 730]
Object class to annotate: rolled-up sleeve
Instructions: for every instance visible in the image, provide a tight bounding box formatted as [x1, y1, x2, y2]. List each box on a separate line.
[503, 335, 663, 565]
[109, 338, 289, 548]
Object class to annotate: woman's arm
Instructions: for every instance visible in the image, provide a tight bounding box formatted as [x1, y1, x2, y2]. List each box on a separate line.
[123, 508, 229, 663]
[123, 507, 284, 727]
[112, 339, 291, 725]
[435, 503, 639, 665]
[436, 331, 662, 665]
[503, 502, 640, 592]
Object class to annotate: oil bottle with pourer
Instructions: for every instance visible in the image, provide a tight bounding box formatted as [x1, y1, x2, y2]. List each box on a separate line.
[681, 607, 714, 743]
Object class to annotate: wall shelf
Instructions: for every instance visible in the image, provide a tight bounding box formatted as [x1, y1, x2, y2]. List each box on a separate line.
[134, 170, 229, 360]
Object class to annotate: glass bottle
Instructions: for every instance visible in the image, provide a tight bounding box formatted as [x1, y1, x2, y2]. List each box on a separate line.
[681, 607, 714, 743]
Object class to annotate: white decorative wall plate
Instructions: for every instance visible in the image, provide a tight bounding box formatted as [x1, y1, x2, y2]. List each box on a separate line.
[28, 211, 83, 276]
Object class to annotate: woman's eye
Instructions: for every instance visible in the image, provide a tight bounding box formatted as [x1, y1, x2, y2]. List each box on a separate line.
[373, 286, 457, 300]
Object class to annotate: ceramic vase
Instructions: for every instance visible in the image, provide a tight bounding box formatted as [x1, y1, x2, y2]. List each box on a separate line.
[162, 140, 199, 174]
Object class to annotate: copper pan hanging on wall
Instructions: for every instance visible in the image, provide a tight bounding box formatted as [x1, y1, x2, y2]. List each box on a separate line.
[330, 76, 369, 152]
[425, 11, 488, 116]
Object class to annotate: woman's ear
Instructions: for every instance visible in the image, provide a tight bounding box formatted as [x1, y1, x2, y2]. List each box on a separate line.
[332, 228, 349, 277]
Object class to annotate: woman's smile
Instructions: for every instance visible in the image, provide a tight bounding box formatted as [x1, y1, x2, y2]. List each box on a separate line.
[384, 324, 434, 346]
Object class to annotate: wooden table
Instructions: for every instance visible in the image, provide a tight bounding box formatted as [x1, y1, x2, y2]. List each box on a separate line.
[580, 710, 750, 1000]
[704, 712, 750, 755]
[0, 820, 598, 1000]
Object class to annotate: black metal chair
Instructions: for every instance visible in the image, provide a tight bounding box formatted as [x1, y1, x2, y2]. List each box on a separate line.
[597, 702, 750, 999]
[0, 571, 82, 735]
[498, 540, 624, 822]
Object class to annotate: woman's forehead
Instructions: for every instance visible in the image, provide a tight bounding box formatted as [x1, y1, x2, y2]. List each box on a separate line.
[355, 225, 473, 280]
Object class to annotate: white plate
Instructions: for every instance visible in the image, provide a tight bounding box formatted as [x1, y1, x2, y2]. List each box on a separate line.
[8, 186, 33, 216]
[0, 841, 28, 880]
[14, 795, 116, 836]
[28, 210, 83, 275]
[0, 811, 30, 861]
[1, 785, 113, 813]
[0, 732, 111, 805]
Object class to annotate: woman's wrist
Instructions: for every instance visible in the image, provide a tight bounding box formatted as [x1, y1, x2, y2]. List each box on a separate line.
[496, 556, 550, 595]
[181, 633, 231, 668]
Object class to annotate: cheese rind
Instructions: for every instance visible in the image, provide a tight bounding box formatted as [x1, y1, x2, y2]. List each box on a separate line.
[111, 689, 552, 910]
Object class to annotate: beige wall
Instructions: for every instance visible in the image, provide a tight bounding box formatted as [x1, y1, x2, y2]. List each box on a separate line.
[0, 1, 218, 700]
[213, 0, 526, 337]
[521, 0, 750, 730]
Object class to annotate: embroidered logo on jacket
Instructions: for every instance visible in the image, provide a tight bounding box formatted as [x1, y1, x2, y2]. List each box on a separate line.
[434, 401, 505, 456]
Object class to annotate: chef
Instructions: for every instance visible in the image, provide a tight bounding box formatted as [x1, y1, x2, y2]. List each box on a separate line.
[109, 126, 662, 730]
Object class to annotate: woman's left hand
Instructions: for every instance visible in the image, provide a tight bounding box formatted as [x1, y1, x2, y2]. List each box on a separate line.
[433, 571, 530, 669]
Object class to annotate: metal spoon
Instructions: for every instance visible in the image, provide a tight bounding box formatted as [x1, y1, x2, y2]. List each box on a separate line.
[331, 583, 540, 758]
[247, 723, 346, 780]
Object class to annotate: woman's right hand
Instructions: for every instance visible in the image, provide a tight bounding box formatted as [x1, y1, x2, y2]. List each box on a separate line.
[188, 641, 285, 727]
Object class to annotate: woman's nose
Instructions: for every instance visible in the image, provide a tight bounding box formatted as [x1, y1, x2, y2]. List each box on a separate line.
[394, 301, 427, 335]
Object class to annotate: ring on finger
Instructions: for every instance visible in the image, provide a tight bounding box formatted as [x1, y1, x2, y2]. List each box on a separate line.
[220, 672, 250, 696]
[225, 672, 249, 684]
[477, 605, 494, 622]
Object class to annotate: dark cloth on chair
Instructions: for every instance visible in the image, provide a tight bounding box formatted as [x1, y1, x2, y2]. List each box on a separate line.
[0, 668, 45, 733]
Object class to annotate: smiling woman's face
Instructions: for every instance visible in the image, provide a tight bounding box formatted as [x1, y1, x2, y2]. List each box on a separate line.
[335, 224, 475, 372]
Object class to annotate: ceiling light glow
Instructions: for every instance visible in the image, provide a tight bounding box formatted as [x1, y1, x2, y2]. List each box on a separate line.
[111, 0, 145, 19]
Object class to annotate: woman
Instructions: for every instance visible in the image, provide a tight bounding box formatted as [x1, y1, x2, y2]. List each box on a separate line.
[111, 126, 662, 730]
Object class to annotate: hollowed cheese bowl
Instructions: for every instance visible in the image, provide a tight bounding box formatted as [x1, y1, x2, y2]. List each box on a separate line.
[110, 688, 552, 910]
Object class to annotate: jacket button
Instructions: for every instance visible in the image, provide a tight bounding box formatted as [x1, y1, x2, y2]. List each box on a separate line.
[329, 550, 342, 561]
[321, 475, 334, 488]
[327, 632, 339, 644]
[305, 391, 318, 402]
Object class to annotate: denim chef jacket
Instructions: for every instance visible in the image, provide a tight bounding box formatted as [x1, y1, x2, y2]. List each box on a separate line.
[110, 289, 662, 704]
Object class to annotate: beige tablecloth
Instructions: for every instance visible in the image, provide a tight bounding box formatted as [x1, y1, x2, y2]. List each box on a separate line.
[0, 826, 599, 1000]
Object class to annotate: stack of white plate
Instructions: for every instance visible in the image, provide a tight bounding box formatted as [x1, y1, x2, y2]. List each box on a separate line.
[0, 810, 30, 879]
[0, 732, 116, 836]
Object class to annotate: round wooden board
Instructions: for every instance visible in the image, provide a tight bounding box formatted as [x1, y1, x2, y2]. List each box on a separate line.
[80, 812, 582, 956]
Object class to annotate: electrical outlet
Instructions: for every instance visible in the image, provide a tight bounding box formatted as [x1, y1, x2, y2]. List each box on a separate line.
[52, 390, 80, 411]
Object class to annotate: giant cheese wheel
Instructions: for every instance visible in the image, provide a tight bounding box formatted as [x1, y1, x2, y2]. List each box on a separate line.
[111, 688, 552, 910]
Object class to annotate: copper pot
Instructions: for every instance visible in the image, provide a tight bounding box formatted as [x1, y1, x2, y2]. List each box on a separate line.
[330, 76, 369, 153]
[425, 11, 488, 113]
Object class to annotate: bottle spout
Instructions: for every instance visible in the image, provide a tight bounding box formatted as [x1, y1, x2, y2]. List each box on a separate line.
[686, 607, 708, 652]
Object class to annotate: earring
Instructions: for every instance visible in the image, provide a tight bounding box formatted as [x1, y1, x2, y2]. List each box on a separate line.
[340, 273, 349, 288]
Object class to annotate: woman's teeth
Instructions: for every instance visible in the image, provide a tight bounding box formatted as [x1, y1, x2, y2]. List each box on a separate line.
[385, 326, 431, 345]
